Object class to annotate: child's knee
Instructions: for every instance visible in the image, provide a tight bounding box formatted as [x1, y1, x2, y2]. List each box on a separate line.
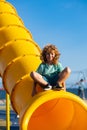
[65, 67, 71, 74]
[30, 71, 35, 78]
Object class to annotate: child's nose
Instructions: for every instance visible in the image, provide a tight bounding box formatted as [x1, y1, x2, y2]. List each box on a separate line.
[50, 53, 53, 56]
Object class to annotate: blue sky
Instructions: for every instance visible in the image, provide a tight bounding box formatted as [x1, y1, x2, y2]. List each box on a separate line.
[7, 0, 87, 71]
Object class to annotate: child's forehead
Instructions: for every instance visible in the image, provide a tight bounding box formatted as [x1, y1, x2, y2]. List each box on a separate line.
[46, 49, 55, 53]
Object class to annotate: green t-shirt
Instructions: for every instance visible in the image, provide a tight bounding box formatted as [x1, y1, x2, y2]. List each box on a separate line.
[36, 62, 63, 79]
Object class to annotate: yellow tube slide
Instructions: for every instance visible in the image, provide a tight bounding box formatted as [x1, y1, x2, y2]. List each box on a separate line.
[0, 1, 87, 130]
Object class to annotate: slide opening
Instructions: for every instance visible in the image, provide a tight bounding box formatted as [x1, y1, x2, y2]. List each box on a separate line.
[21, 91, 87, 130]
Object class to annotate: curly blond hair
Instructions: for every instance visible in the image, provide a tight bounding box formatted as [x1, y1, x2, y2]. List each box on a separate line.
[40, 44, 60, 64]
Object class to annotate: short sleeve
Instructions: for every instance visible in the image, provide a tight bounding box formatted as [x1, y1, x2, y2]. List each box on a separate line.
[36, 63, 43, 75]
[57, 62, 64, 72]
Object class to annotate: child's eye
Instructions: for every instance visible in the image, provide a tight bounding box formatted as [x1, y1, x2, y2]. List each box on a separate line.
[51, 53, 55, 55]
[46, 53, 50, 55]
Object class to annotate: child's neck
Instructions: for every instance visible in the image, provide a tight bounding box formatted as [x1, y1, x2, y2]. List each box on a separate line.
[46, 61, 53, 65]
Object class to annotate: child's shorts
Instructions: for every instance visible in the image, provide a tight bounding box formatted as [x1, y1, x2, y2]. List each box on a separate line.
[42, 74, 59, 86]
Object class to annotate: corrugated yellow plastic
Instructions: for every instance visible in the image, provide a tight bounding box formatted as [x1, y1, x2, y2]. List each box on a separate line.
[0, 39, 41, 76]
[0, 25, 32, 48]
[0, 12, 24, 27]
[0, 1, 87, 130]
[3, 55, 41, 95]
[0, 1, 17, 14]
[20, 90, 87, 130]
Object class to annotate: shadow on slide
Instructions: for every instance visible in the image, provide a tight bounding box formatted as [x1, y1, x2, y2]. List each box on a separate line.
[0, 0, 87, 130]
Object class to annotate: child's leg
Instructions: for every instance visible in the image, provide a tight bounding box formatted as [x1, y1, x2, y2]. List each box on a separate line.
[30, 71, 48, 87]
[56, 67, 71, 90]
[30, 71, 52, 96]
[30, 71, 52, 92]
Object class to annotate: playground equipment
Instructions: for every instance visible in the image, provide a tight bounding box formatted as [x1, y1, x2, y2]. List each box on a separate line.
[0, 0, 87, 130]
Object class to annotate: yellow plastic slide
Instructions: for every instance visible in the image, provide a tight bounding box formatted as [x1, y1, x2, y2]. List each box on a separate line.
[0, 0, 87, 130]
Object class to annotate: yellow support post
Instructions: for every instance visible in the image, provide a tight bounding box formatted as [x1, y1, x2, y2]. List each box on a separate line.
[6, 93, 10, 130]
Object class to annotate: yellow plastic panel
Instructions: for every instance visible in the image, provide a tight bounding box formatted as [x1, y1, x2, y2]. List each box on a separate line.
[20, 91, 87, 130]
[0, 25, 32, 48]
[0, 39, 41, 76]
[67, 102, 87, 130]
[11, 75, 33, 114]
[3, 55, 41, 94]
[0, 12, 24, 27]
[0, 1, 17, 14]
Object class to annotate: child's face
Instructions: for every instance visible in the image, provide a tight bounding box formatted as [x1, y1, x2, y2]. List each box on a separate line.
[46, 50, 55, 64]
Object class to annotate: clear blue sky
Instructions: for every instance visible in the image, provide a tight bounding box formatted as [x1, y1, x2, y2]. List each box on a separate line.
[7, 0, 87, 71]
